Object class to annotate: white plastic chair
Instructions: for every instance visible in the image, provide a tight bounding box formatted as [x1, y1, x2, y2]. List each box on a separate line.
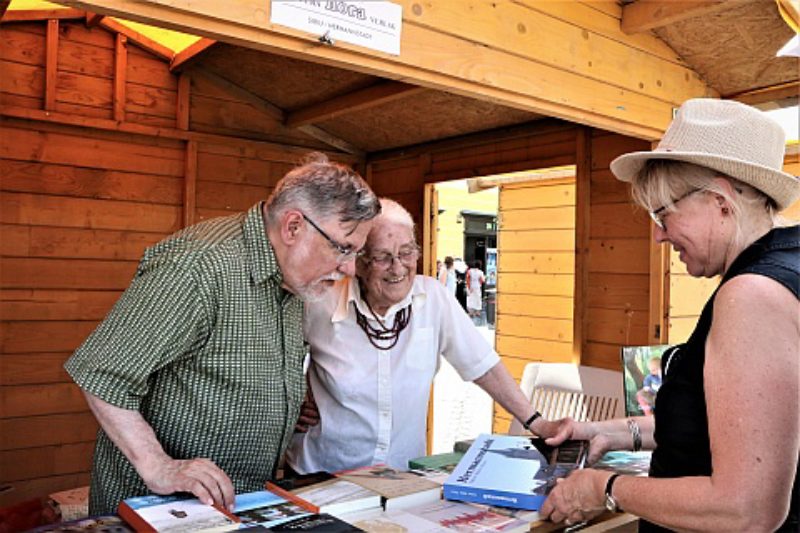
[509, 362, 625, 435]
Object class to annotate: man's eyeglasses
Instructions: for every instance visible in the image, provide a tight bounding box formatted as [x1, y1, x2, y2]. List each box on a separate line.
[367, 246, 420, 269]
[649, 189, 701, 230]
[302, 213, 364, 263]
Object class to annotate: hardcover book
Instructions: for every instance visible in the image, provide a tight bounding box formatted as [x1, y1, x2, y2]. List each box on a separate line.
[265, 513, 363, 532]
[268, 479, 381, 518]
[335, 465, 441, 510]
[443, 434, 586, 511]
[117, 493, 239, 533]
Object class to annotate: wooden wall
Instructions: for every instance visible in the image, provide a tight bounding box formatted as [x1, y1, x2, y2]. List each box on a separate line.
[0, 17, 354, 506]
[580, 132, 654, 368]
[492, 177, 576, 429]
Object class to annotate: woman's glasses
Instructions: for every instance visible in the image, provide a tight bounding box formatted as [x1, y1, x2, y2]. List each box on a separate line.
[649, 189, 701, 230]
[367, 246, 420, 269]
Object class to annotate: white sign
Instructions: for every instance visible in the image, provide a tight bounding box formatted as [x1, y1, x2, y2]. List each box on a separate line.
[271, 1, 402, 56]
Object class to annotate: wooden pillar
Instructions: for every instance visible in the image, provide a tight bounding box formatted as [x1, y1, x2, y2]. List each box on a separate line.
[113, 33, 127, 122]
[45, 19, 59, 111]
[184, 140, 197, 227]
[573, 128, 592, 364]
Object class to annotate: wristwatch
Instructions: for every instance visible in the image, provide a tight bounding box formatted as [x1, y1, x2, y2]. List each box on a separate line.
[604, 474, 622, 513]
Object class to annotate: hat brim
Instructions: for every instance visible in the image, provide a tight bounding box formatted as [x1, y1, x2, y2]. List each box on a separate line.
[610, 150, 800, 211]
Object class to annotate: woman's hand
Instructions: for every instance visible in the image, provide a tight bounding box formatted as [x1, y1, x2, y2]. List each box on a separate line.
[541, 418, 614, 465]
[540, 469, 611, 526]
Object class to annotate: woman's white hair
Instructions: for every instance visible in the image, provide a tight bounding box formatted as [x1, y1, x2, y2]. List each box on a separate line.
[376, 198, 416, 233]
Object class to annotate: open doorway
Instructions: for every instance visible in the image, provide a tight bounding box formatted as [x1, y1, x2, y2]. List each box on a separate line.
[426, 166, 577, 454]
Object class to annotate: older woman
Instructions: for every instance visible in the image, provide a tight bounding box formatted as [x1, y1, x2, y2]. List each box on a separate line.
[286, 198, 555, 474]
[541, 99, 799, 532]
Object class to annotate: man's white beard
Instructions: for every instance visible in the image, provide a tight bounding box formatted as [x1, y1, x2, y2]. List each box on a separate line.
[295, 271, 344, 302]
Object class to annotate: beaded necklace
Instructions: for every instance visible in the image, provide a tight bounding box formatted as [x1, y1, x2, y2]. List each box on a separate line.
[354, 297, 412, 350]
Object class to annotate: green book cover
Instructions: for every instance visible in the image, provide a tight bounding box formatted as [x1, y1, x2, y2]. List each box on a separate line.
[408, 452, 464, 471]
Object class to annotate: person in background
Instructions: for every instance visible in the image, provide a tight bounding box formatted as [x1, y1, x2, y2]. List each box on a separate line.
[635, 356, 662, 416]
[541, 99, 799, 532]
[438, 255, 457, 297]
[454, 258, 469, 310]
[466, 259, 486, 319]
[64, 153, 381, 514]
[287, 199, 559, 474]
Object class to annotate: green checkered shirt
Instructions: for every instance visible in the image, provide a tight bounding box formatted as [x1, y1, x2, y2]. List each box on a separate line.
[65, 203, 306, 515]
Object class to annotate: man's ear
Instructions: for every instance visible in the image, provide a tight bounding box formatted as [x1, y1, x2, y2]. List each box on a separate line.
[280, 210, 304, 245]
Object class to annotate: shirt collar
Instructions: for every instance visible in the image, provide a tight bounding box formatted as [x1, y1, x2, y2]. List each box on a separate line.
[331, 276, 428, 323]
[243, 202, 282, 286]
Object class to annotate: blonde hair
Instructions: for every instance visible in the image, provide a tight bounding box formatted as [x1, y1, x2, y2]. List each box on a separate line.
[631, 160, 781, 248]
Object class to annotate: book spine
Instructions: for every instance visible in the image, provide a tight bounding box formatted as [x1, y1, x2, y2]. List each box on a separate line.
[117, 501, 157, 533]
[442, 484, 546, 511]
[264, 482, 318, 513]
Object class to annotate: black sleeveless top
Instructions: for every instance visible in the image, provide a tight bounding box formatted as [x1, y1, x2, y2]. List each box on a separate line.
[641, 226, 800, 533]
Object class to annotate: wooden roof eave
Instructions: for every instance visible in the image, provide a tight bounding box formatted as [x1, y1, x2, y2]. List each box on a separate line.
[55, 0, 719, 141]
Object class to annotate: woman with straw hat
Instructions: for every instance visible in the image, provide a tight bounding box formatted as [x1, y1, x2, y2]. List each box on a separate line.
[540, 99, 799, 532]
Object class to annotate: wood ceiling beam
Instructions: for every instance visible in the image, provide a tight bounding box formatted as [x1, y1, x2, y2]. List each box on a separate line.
[170, 37, 217, 72]
[728, 81, 799, 106]
[1, 8, 85, 22]
[85, 11, 104, 27]
[621, 0, 729, 34]
[55, 0, 720, 140]
[285, 81, 426, 128]
[99, 17, 173, 60]
[190, 68, 364, 156]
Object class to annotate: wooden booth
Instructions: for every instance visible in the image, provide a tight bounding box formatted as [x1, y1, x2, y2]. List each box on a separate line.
[1, 0, 798, 507]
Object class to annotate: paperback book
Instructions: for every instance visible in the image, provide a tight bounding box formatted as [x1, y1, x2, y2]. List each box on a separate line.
[443, 434, 587, 511]
[268, 479, 381, 518]
[335, 465, 441, 510]
[343, 500, 529, 533]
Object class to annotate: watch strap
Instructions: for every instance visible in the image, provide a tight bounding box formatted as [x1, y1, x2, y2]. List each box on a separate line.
[605, 473, 622, 512]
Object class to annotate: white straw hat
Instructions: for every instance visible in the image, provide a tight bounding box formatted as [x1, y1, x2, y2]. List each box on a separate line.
[610, 98, 800, 211]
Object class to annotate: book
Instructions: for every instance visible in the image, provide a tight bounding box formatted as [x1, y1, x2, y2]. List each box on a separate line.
[118, 488, 317, 532]
[265, 513, 363, 532]
[335, 465, 442, 511]
[593, 450, 652, 477]
[27, 515, 133, 533]
[269, 479, 381, 518]
[443, 434, 586, 511]
[408, 452, 464, 472]
[408, 452, 465, 486]
[343, 500, 530, 533]
[233, 489, 314, 529]
[117, 493, 240, 532]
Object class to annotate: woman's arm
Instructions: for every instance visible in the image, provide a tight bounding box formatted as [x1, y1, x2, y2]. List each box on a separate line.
[544, 275, 799, 532]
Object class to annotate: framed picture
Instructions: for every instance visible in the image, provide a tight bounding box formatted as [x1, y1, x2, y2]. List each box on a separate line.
[620, 345, 672, 417]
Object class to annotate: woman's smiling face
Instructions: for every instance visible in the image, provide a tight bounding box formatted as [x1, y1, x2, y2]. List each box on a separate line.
[357, 220, 418, 314]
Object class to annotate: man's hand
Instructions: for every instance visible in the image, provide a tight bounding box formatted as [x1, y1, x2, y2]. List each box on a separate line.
[294, 387, 320, 433]
[543, 418, 612, 465]
[141, 457, 236, 511]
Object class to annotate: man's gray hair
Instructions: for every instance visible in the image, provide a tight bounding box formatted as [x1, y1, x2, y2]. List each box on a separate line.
[265, 152, 380, 225]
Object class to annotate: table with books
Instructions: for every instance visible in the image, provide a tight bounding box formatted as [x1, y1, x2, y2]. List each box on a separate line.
[29, 433, 645, 532]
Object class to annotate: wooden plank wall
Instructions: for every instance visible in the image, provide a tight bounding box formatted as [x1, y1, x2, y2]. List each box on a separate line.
[492, 177, 576, 429]
[581, 131, 654, 368]
[0, 18, 350, 506]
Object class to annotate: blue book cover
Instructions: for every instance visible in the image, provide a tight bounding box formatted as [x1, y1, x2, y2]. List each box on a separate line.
[443, 434, 552, 511]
